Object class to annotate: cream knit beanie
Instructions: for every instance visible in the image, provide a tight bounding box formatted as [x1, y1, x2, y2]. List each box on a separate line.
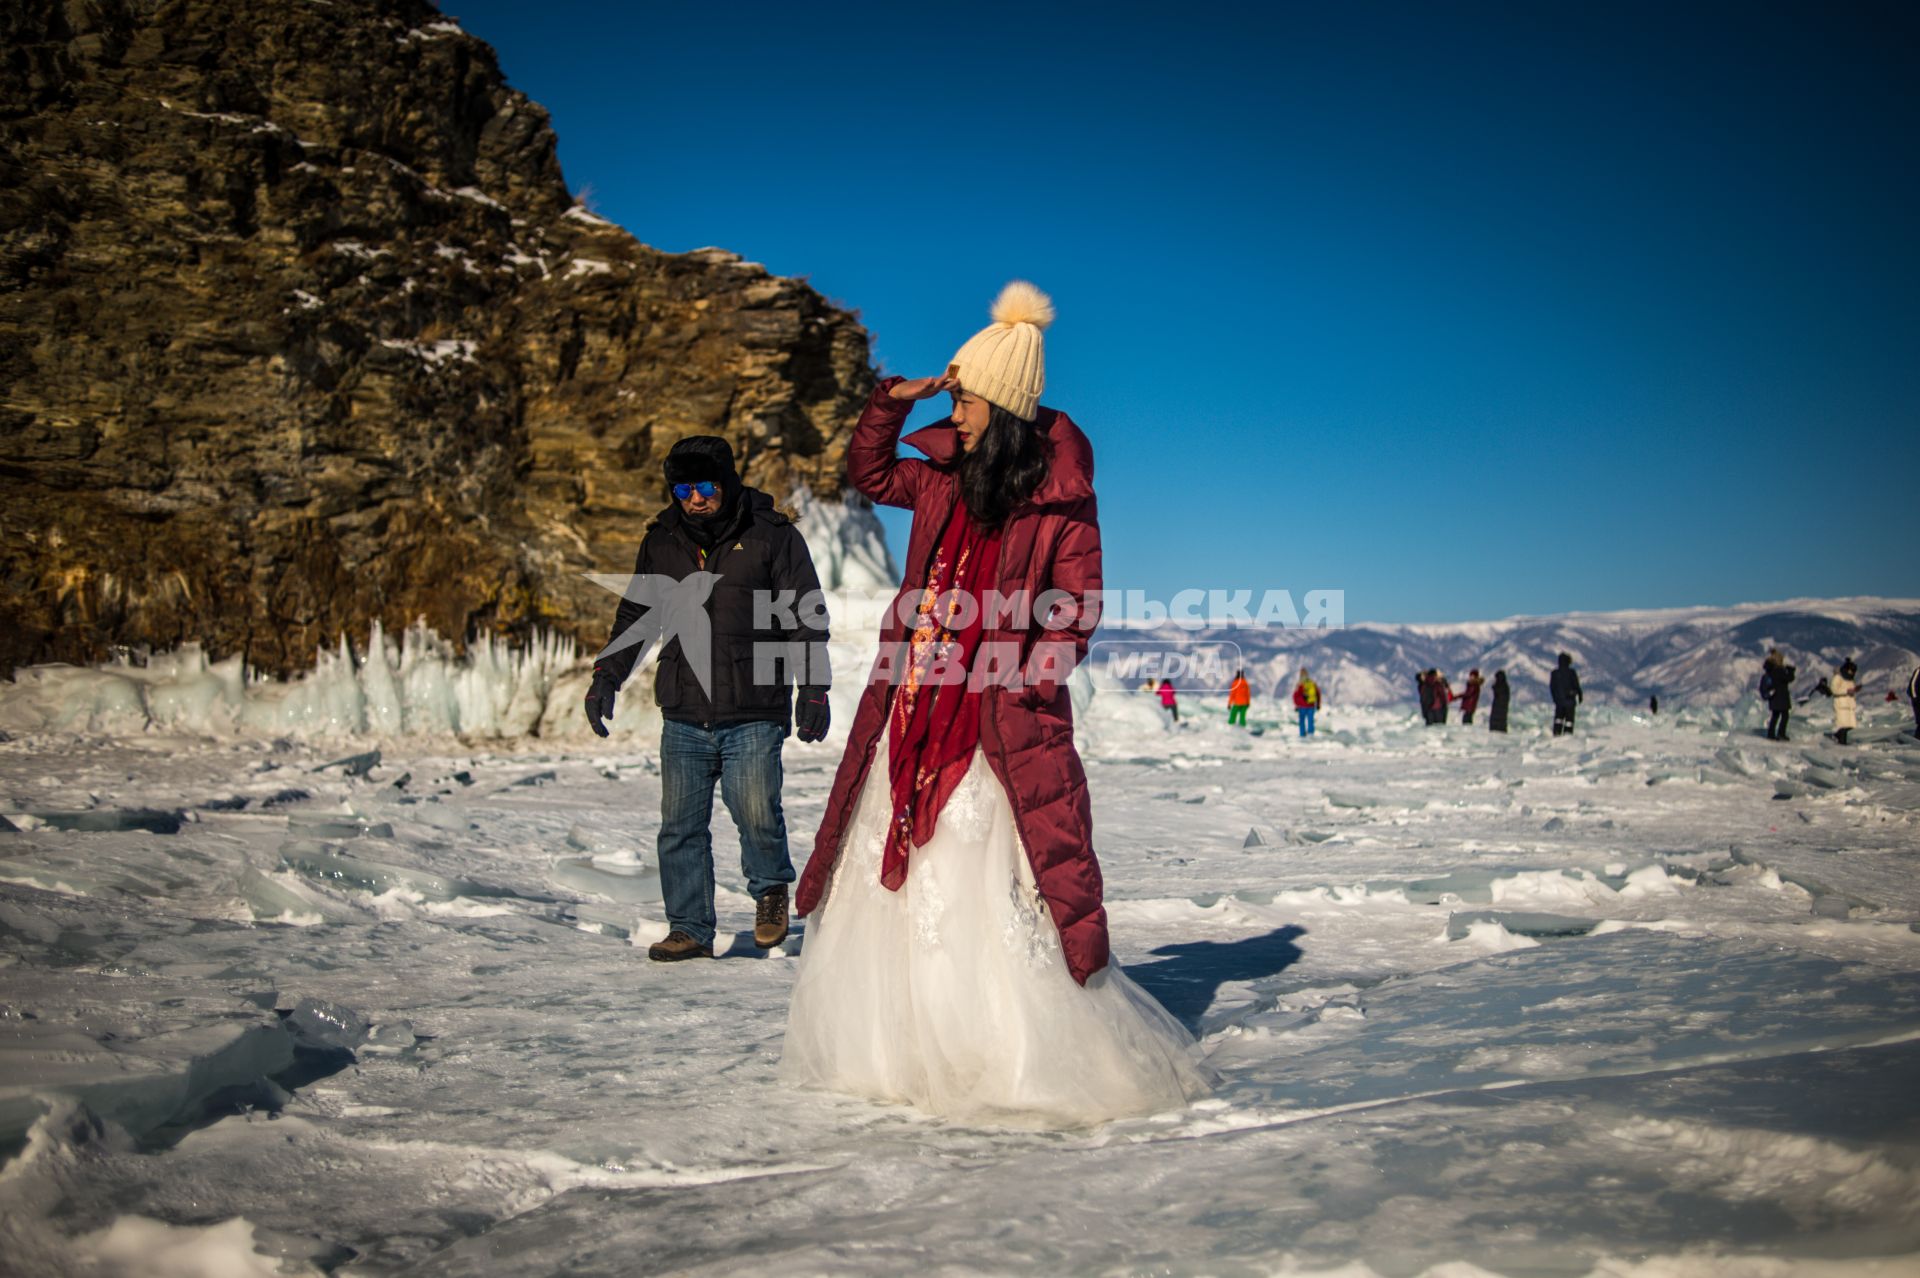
[949, 281, 1053, 420]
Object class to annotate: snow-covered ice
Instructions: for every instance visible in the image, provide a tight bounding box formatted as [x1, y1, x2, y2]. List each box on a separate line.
[2, 498, 1918, 1273]
[2, 681, 1917, 1274]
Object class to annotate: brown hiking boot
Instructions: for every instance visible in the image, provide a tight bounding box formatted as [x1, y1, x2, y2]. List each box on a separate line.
[647, 930, 712, 962]
[754, 885, 790, 949]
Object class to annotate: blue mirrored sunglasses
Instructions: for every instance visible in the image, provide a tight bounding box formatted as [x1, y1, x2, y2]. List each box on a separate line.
[672, 481, 720, 500]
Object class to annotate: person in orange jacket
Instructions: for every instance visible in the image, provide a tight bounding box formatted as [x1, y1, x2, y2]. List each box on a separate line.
[1291, 668, 1322, 737]
[1227, 670, 1252, 727]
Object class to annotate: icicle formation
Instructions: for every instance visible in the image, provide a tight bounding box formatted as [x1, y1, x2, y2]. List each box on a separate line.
[0, 620, 592, 741]
[0, 510, 915, 743]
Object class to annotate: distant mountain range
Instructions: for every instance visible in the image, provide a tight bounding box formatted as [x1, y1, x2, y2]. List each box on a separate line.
[1092, 598, 1920, 710]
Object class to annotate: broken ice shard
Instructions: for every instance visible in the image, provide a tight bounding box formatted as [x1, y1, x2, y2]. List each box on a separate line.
[28, 809, 184, 835]
[312, 749, 381, 778]
[285, 997, 370, 1052]
[1445, 910, 1601, 941]
[279, 842, 526, 902]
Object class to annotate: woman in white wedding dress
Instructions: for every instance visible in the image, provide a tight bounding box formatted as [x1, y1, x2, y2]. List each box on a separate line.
[781, 283, 1212, 1127]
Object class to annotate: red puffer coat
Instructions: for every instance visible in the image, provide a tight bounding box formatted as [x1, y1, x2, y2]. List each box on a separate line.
[794, 378, 1108, 983]
[1459, 676, 1482, 717]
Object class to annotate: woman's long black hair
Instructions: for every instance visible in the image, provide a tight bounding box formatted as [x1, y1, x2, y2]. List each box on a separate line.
[958, 403, 1049, 528]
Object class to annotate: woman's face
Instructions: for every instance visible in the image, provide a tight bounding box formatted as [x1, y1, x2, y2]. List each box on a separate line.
[949, 390, 992, 452]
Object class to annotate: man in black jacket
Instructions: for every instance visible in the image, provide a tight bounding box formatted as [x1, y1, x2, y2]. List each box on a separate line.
[1549, 652, 1582, 736]
[583, 436, 831, 962]
[1761, 651, 1795, 741]
[1488, 670, 1511, 733]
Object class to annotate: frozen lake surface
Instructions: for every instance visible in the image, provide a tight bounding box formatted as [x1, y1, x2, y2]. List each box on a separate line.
[3, 699, 1919, 1276]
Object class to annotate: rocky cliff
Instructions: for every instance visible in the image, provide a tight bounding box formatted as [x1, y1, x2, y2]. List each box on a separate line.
[0, 0, 875, 680]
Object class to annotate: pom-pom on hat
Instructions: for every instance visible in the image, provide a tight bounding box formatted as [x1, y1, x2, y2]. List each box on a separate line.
[950, 280, 1053, 421]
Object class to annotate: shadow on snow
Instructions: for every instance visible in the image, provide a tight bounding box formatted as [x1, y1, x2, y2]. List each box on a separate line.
[1124, 925, 1306, 1031]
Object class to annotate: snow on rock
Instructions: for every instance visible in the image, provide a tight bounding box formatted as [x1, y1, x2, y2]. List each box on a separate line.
[561, 257, 615, 279]
[378, 337, 478, 367]
[402, 21, 466, 41]
[450, 185, 505, 210]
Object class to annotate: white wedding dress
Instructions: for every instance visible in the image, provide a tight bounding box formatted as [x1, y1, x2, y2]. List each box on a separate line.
[781, 736, 1213, 1127]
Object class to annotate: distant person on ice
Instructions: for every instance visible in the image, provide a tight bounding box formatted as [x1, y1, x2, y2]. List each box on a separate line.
[584, 435, 833, 962]
[1827, 657, 1859, 745]
[1416, 670, 1432, 723]
[1760, 649, 1795, 741]
[1430, 669, 1453, 725]
[1158, 678, 1180, 726]
[1649, 693, 1659, 716]
[1549, 652, 1582, 736]
[1291, 668, 1321, 737]
[1459, 669, 1484, 724]
[781, 282, 1209, 1126]
[1909, 665, 1920, 739]
[1227, 669, 1251, 727]
[1488, 669, 1511, 733]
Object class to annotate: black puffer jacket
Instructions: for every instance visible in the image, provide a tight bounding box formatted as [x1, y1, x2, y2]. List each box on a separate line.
[1768, 663, 1796, 712]
[1549, 661, 1582, 707]
[595, 487, 829, 730]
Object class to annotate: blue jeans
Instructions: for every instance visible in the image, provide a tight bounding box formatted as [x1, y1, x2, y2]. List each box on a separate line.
[1299, 706, 1316, 736]
[658, 718, 794, 947]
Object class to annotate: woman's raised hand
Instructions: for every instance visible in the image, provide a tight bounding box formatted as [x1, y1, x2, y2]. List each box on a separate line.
[888, 372, 961, 400]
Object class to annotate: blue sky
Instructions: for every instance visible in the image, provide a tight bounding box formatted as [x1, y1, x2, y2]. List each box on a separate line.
[447, 0, 1917, 623]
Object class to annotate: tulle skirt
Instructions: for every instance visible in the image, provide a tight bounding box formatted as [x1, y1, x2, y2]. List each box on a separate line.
[780, 737, 1213, 1127]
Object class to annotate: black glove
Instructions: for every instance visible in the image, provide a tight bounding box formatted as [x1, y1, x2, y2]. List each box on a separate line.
[794, 686, 830, 742]
[584, 668, 619, 738]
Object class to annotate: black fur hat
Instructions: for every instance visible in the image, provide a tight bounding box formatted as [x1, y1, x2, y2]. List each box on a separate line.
[663, 436, 738, 486]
